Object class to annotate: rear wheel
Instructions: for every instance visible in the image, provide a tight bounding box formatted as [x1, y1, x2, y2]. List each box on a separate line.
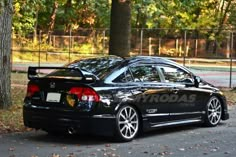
[115, 105, 139, 142]
[204, 96, 222, 127]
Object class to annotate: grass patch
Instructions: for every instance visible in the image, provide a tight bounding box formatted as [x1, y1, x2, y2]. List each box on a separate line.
[222, 88, 236, 106]
[0, 72, 236, 134]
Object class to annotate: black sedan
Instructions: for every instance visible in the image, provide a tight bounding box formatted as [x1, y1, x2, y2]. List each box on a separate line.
[23, 56, 229, 141]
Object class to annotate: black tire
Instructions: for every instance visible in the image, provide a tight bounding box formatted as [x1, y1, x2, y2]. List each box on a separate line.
[204, 96, 222, 127]
[115, 105, 140, 142]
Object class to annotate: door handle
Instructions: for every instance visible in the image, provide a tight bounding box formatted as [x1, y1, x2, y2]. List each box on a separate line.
[171, 88, 179, 94]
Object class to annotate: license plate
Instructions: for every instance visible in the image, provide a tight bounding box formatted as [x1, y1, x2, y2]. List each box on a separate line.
[46, 93, 61, 103]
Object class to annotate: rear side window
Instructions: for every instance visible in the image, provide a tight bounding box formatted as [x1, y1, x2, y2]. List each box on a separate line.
[49, 57, 123, 79]
[129, 65, 161, 82]
[113, 70, 133, 83]
[47, 69, 83, 78]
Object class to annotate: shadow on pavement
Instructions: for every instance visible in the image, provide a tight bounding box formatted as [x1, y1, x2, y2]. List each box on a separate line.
[24, 131, 113, 145]
[21, 122, 228, 145]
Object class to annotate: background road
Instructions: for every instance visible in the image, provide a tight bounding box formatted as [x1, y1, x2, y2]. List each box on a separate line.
[0, 106, 235, 157]
[191, 69, 236, 87]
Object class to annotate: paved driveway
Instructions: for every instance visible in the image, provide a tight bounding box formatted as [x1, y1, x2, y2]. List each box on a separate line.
[0, 106, 235, 157]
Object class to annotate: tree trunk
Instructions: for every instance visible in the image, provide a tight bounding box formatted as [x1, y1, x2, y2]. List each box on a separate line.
[64, 0, 72, 31]
[0, 0, 13, 109]
[48, 1, 58, 34]
[208, 0, 232, 54]
[33, 9, 39, 44]
[109, 0, 131, 57]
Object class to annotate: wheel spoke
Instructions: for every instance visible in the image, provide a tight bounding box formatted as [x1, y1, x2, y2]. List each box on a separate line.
[208, 109, 214, 112]
[214, 116, 218, 123]
[119, 121, 126, 125]
[124, 108, 128, 118]
[212, 99, 217, 108]
[208, 112, 214, 119]
[209, 102, 214, 110]
[128, 108, 132, 118]
[120, 125, 126, 133]
[215, 105, 221, 111]
[210, 116, 214, 123]
[130, 113, 136, 120]
[125, 126, 129, 136]
[131, 123, 137, 129]
[128, 127, 132, 136]
[131, 120, 138, 124]
[120, 112, 126, 120]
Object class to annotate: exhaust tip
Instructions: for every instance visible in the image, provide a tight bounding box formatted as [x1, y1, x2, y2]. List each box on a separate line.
[68, 127, 76, 135]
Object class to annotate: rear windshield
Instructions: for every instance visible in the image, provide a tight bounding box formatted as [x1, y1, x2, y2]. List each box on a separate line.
[47, 57, 123, 79]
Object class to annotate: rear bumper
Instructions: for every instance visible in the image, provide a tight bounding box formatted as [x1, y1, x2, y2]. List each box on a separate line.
[23, 105, 116, 136]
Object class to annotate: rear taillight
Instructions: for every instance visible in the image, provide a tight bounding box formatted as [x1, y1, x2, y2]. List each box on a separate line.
[69, 87, 100, 102]
[27, 84, 40, 97]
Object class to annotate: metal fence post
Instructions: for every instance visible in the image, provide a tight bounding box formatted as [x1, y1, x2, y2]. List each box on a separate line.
[140, 29, 143, 55]
[69, 28, 72, 63]
[38, 30, 42, 67]
[229, 31, 233, 88]
[103, 29, 106, 54]
[183, 30, 187, 66]
[158, 38, 161, 56]
[149, 37, 152, 55]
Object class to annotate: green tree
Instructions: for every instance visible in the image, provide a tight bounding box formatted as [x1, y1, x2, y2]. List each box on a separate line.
[0, 0, 13, 109]
[228, 1, 236, 28]
[109, 0, 131, 57]
[204, 0, 233, 53]
[13, 0, 45, 35]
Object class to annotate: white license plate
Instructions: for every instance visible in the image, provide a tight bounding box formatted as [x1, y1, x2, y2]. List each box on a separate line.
[46, 93, 61, 103]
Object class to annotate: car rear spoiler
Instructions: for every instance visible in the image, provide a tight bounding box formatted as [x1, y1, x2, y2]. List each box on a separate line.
[28, 66, 97, 81]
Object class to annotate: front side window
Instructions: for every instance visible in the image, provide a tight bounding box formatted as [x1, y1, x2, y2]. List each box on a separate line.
[159, 65, 193, 84]
[129, 65, 161, 82]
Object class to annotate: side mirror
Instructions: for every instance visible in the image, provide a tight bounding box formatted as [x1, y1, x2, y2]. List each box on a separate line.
[194, 76, 201, 88]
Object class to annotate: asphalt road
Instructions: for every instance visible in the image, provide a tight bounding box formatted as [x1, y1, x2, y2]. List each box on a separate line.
[0, 106, 236, 157]
[191, 69, 236, 88]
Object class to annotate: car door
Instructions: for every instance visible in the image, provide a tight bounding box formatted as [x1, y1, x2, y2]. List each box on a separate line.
[158, 64, 205, 121]
[128, 64, 171, 124]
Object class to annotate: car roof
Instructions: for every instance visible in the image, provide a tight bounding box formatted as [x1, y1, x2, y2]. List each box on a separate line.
[71, 55, 191, 75]
[125, 56, 172, 64]
[71, 55, 124, 63]
[72, 55, 173, 65]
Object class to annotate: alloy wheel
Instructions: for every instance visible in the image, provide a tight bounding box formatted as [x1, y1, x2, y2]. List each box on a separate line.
[117, 106, 139, 141]
[206, 97, 222, 126]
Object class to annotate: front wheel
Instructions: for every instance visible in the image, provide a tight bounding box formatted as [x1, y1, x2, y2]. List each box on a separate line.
[115, 105, 140, 142]
[204, 96, 222, 127]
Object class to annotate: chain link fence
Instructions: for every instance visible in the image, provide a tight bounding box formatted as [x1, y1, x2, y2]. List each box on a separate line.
[11, 28, 236, 88]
